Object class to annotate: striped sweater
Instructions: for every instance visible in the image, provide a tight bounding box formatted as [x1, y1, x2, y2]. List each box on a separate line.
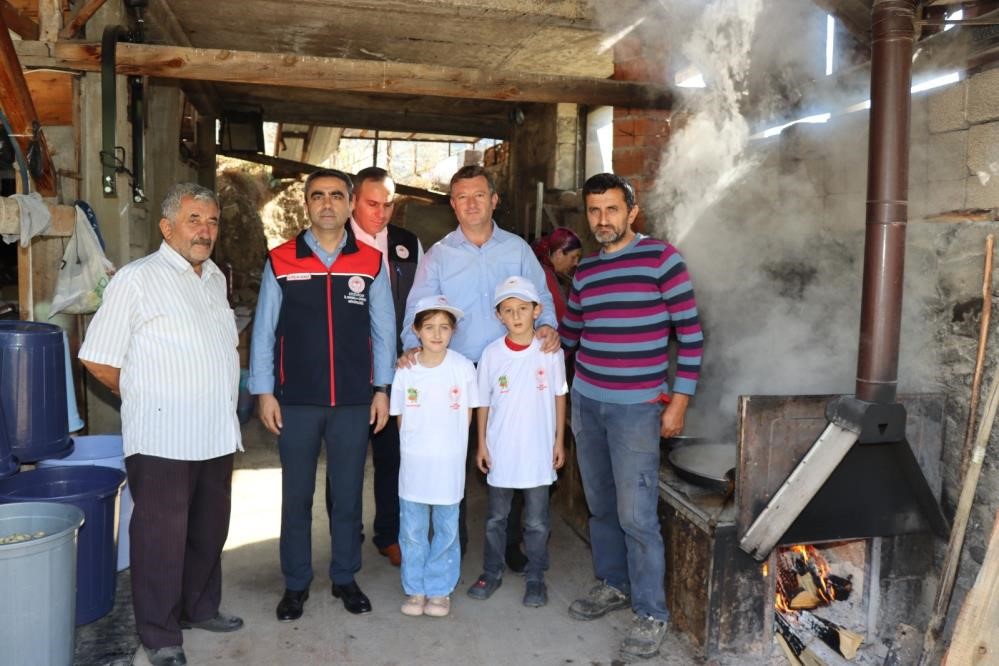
[559, 235, 703, 404]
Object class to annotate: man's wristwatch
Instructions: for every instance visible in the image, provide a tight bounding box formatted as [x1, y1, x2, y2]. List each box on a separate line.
[372, 385, 388, 394]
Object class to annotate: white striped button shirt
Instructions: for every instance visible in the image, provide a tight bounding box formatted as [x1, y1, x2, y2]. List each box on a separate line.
[79, 241, 243, 460]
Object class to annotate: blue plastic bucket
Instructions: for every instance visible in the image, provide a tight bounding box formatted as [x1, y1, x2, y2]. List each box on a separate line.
[0, 321, 72, 463]
[0, 466, 125, 625]
[38, 435, 132, 571]
[0, 501, 84, 666]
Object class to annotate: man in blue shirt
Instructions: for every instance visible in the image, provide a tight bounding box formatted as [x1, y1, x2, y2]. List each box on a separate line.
[249, 168, 395, 621]
[400, 165, 560, 562]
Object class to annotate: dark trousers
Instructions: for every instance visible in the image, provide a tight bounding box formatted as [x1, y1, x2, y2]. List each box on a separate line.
[126, 452, 234, 650]
[279, 404, 369, 590]
[483, 485, 550, 583]
[370, 416, 401, 548]
[327, 416, 401, 548]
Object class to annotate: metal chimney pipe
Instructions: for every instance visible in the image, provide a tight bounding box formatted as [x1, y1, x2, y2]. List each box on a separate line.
[855, 0, 917, 404]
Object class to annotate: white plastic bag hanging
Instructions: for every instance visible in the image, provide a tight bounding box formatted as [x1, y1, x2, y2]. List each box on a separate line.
[49, 207, 115, 316]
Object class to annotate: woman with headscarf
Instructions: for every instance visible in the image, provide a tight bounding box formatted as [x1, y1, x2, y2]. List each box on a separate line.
[532, 227, 582, 324]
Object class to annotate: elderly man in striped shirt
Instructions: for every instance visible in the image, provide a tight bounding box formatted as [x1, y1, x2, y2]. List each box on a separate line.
[80, 183, 243, 666]
[560, 173, 703, 663]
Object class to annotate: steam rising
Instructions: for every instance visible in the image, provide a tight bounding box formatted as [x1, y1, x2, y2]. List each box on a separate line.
[616, 1, 940, 438]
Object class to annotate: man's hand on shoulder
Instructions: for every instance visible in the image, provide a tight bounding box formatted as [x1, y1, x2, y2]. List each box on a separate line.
[257, 393, 283, 436]
[397, 347, 421, 369]
[536, 325, 561, 353]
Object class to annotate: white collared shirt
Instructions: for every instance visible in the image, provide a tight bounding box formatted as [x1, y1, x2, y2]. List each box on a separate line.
[349, 218, 424, 273]
[79, 241, 243, 460]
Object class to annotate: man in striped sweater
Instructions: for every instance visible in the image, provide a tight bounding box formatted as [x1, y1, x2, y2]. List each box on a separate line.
[560, 173, 703, 662]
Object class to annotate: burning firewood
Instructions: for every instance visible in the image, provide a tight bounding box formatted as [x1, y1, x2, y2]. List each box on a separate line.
[827, 574, 853, 601]
[796, 609, 864, 660]
[775, 613, 827, 666]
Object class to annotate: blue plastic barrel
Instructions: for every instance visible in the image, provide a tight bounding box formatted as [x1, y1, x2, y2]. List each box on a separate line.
[0, 321, 72, 463]
[37, 435, 132, 571]
[0, 466, 125, 625]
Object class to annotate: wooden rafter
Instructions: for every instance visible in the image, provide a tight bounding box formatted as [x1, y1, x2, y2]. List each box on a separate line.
[58, 0, 108, 39]
[49, 41, 674, 109]
[0, 0, 38, 39]
[0, 15, 56, 196]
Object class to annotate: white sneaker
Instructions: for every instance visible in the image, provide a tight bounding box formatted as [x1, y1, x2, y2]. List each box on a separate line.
[401, 594, 426, 616]
[424, 595, 450, 617]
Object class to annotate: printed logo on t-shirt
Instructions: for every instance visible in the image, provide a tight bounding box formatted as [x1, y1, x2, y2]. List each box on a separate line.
[498, 375, 510, 394]
[449, 385, 461, 410]
[536, 367, 548, 391]
[406, 387, 420, 406]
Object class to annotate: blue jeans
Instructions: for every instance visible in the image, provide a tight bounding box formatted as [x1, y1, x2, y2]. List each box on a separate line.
[399, 499, 460, 597]
[483, 485, 550, 583]
[571, 389, 668, 621]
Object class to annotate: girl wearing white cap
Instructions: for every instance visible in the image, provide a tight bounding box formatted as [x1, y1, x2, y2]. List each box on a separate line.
[389, 295, 481, 618]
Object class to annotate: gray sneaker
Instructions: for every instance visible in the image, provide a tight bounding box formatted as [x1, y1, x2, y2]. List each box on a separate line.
[523, 580, 548, 608]
[568, 581, 630, 620]
[619, 614, 669, 662]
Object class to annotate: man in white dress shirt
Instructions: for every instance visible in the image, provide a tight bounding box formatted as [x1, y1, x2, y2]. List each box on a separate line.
[79, 183, 243, 666]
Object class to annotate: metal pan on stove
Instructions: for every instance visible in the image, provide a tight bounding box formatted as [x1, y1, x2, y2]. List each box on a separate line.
[664, 437, 737, 495]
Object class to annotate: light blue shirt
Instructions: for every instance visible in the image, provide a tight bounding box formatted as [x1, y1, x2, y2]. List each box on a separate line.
[248, 228, 396, 395]
[402, 222, 556, 362]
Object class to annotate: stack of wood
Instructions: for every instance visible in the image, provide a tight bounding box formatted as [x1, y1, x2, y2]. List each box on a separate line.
[775, 546, 864, 665]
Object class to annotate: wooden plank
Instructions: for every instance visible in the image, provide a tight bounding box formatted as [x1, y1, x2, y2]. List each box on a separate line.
[943, 510, 999, 665]
[58, 0, 107, 39]
[0, 197, 76, 236]
[0, 14, 56, 196]
[24, 69, 74, 125]
[50, 41, 674, 109]
[143, 0, 221, 118]
[0, 0, 38, 39]
[36, 0, 60, 41]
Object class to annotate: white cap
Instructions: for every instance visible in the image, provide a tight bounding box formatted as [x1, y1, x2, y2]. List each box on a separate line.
[413, 295, 464, 321]
[493, 275, 540, 307]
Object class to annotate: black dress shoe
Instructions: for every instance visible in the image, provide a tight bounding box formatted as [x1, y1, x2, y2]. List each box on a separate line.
[276, 589, 309, 622]
[331, 581, 372, 614]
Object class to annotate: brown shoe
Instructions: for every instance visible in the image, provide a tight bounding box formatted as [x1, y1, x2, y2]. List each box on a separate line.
[378, 543, 402, 567]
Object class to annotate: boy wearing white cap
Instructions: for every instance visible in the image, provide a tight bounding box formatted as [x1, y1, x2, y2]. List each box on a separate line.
[390, 295, 480, 618]
[467, 276, 568, 607]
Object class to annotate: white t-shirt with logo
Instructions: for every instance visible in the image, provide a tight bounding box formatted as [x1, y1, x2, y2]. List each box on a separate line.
[477, 337, 568, 489]
[390, 349, 480, 505]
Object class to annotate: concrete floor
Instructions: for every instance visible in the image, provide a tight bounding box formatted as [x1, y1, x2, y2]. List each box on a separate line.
[85, 418, 763, 666]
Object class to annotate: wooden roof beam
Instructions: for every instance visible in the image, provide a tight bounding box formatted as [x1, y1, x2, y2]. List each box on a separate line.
[50, 41, 674, 109]
[59, 0, 109, 40]
[0, 0, 38, 39]
[0, 15, 56, 196]
[246, 104, 511, 139]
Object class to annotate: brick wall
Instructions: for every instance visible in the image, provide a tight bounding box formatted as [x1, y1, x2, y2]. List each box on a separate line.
[611, 35, 671, 232]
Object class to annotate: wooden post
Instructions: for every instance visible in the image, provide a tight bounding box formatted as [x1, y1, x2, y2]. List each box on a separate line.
[59, 0, 109, 39]
[943, 510, 999, 665]
[36, 0, 61, 42]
